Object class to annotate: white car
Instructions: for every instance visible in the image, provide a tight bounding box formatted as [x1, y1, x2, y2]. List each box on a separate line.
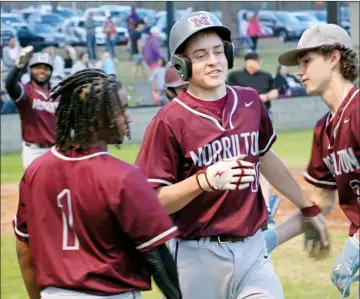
[61, 16, 129, 46]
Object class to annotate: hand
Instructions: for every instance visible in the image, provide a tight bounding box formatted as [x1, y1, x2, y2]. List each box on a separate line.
[331, 237, 359, 298]
[15, 46, 34, 68]
[259, 94, 269, 103]
[196, 155, 255, 192]
[301, 205, 331, 259]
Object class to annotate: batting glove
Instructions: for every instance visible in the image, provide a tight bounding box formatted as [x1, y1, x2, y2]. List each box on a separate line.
[195, 155, 255, 192]
[331, 236, 359, 298]
[301, 204, 331, 259]
[15, 45, 34, 68]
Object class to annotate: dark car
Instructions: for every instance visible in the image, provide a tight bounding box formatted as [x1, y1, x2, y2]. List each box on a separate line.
[27, 13, 66, 29]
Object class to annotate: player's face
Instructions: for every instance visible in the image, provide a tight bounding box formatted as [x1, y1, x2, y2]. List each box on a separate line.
[31, 64, 51, 85]
[296, 51, 339, 95]
[185, 32, 228, 90]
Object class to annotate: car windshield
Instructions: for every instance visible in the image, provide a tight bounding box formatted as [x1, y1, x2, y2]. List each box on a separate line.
[275, 12, 299, 24]
[94, 20, 106, 27]
[42, 14, 64, 24]
[314, 11, 327, 22]
[1, 16, 24, 23]
[30, 24, 57, 33]
[294, 14, 313, 21]
[110, 11, 128, 18]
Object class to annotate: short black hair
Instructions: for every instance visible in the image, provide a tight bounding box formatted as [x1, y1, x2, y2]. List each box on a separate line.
[136, 19, 146, 27]
[49, 69, 129, 153]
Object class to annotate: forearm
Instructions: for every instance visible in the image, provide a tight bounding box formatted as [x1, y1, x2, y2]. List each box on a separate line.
[275, 187, 336, 246]
[260, 150, 313, 209]
[264, 89, 278, 102]
[5, 66, 24, 100]
[16, 240, 40, 299]
[157, 175, 203, 214]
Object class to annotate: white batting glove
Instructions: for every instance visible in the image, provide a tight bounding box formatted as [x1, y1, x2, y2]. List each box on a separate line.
[15, 46, 34, 68]
[196, 155, 255, 192]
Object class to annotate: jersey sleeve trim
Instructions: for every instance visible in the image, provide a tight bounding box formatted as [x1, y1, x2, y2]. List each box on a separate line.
[136, 226, 178, 250]
[13, 216, 29, 238]
[147, 179, 173, 186]
[303, 171, 337, 186]
[14, 83, 24, 103]
[259, 130, 276, 154]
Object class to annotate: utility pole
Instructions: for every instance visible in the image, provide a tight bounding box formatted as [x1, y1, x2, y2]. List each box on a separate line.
[327, 1, 339, 25]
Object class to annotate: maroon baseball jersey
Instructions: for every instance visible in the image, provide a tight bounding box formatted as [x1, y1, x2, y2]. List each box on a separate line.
[15, 83, 58, 145]
[304, 86, 360, 236]
[13, 146, 179, 295]
[135, 85, 276, 238]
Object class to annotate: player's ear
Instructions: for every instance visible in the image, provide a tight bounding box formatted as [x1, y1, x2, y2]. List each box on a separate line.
[329, 50, 341, 69]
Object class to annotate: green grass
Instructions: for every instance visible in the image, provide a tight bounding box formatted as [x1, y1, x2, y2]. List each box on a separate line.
[2, 231, 358, 299]
[0, 129, 312, 184]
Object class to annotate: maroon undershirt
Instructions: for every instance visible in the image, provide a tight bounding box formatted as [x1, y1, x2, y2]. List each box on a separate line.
[185, 91, 228, 112]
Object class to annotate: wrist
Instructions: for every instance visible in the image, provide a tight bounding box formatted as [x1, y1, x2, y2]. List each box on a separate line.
[195, 169, 213, 192]
[300, 204, 321, 217]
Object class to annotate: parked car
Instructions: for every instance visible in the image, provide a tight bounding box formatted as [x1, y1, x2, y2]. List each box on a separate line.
[61, 16, 129, 46]
[84, 6, 130, 19]
[305, 10, 350, 34]
[11, 23, 66, 50]
[237, 10, 274, 37]
[1, 22, 17, 45]
[291, 11, 320, 27]
[27, 13, 66, 29]
[0, 13, 27, 25]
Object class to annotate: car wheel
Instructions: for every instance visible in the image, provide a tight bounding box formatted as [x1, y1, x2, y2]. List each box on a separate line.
[279, 30, 288, 43]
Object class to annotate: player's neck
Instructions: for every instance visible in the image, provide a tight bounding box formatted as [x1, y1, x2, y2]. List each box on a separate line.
[31, 81, 49, 91]
[187, 84, 227, 101]
[321, 76, 354, 117]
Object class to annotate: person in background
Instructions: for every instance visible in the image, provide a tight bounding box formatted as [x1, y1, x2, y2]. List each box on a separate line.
[148, 57, 167, 105]
[143, 27, 163, 71]
[103, 16, 117, 60]
[102, 52, 116, 75]
[247, 11, 262, 51]
[2, 36, 21, 70]
[129, 20, 147, 89]
[274, 64, 307, 97]
[127, 6, 140, 32]
[238, 13, 253, 52]
[227, 51, 278, 209]
[71, 52, 92, 75]
[85, 12, 97, 60]
[43, 46, 65, 86]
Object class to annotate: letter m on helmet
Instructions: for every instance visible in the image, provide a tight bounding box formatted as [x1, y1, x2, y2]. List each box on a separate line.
[189, 14, 213, 30]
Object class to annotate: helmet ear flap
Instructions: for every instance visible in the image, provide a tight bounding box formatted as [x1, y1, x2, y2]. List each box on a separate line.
[224, 42, 235, 70]
[171, 55, 192, 81]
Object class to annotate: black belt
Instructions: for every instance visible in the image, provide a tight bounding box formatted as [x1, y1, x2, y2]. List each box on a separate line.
[182, 236, 246, 243]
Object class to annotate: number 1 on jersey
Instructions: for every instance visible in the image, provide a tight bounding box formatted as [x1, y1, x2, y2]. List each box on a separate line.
[57, 189, 80, 250]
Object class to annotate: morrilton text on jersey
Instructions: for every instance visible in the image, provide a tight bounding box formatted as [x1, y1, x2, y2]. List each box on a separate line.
[322, 147, 360, 177]
[32, 98, 59, 114]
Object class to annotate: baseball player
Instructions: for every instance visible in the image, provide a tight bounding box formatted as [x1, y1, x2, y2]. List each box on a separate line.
[264, 23, 359, 298]
[5, 46, 59, 170]
[135, 11, 330, 299]
[163, 61, 280, 228]
[12, 69, 182, 299]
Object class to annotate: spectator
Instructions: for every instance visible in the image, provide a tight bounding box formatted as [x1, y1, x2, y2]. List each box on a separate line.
[96, 51, 116, 75]
[71, 52, 92, 74]
[127, 6, 140, 31]
[85, 12, 97, 60]
[274, 65, 307, 97]
[227, 52, 278, 203]
[103, 16, 117, 59]
[43, 46, 65, 86]
[247, 11, 262, 51]
[238, 13, 253, 51]
[143, 27, 163, 71]
[148, 57, 167, 105]
[2, 37, 21, 70]
[129, 20, 147, 88]
[64, 43, 77, 62]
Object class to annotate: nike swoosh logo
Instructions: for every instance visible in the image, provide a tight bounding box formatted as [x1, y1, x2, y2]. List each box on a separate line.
[245, 101, 254, 107]
[264, 255, 269, 259]
[344, 118, 350, 123]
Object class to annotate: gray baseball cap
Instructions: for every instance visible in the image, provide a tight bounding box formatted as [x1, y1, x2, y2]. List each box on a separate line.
[278, 23, 353, 66]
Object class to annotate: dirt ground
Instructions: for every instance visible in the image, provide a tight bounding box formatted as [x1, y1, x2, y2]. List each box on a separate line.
[0, 172, 350, 235]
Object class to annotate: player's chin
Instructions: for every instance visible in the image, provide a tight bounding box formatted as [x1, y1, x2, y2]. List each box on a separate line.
[204, 77, 225, 89]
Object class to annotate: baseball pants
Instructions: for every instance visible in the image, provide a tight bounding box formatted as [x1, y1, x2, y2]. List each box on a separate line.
[22, 142, 51, 170]
[169, 229, 284, 299]
[40, 287, 141, 299]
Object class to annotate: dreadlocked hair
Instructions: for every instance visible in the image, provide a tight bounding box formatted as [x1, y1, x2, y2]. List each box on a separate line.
[317, 43, 359, 82]
[49, 69, 126, 154]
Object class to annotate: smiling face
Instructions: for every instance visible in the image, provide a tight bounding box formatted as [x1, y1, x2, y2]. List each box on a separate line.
[296, 50, 341, 95]
[184, 31, 228, 91]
